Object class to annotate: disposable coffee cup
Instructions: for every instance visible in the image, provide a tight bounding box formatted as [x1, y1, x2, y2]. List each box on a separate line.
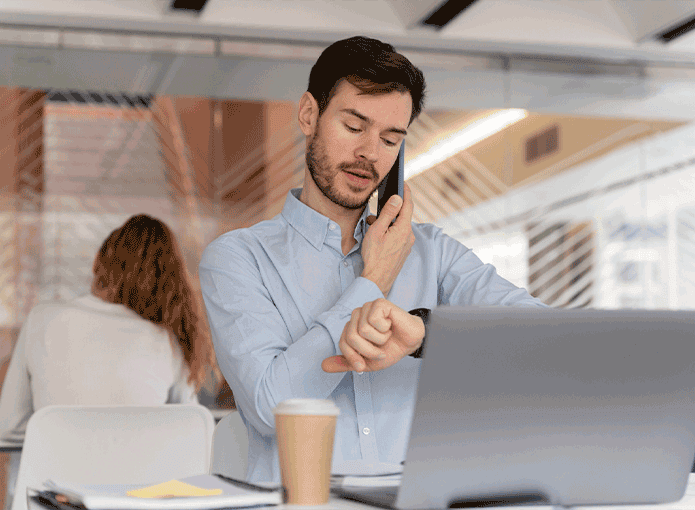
[273, 398, 340, 505]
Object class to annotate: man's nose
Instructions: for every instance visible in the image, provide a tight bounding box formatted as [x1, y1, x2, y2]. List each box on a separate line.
[355, 133, 379, 163]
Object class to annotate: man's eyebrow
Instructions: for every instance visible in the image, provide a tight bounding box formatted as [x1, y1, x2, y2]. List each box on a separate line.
[340, 108, 408, 136]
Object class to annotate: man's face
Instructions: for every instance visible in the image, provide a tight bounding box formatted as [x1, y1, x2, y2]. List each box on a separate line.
[306, 80, 412, 210]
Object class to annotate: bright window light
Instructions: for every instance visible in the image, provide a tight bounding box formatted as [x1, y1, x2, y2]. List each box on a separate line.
[405, 109, 528, 180]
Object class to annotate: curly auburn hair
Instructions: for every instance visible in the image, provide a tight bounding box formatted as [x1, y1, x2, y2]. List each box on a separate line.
[91, 214, 215, 390]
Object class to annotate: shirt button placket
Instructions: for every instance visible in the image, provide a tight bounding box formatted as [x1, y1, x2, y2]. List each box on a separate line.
[353, 373, 378, 461]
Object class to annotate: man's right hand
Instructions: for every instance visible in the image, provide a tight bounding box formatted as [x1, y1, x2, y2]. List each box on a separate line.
[361, 183, 415, 296]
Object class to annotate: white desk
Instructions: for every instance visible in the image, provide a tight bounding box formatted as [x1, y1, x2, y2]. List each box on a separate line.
[318, 473, 695, 510]
[272, 492, 695, 510]
[26, 473, 695, 510]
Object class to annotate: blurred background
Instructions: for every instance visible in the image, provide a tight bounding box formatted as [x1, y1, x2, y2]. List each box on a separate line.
[2, 0, 695, 444]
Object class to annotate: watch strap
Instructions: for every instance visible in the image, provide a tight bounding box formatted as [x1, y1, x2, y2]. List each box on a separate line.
[407, 308, 430, 359]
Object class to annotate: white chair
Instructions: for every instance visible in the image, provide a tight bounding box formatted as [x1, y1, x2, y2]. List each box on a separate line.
[210, 410, 248, 480]
[13, 405, 214, 510]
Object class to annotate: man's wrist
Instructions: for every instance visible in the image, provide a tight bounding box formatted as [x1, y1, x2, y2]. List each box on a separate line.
[408, 308, 430, 359]
[360, 272, 387, 296]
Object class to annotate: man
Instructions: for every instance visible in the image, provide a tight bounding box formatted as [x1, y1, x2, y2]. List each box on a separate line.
[199, 35, 546, 483]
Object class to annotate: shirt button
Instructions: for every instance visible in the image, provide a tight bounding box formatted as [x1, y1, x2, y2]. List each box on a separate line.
[362, 427, 370, 435]
[329, 224, 336, 231]
[343, 260, 349, 267]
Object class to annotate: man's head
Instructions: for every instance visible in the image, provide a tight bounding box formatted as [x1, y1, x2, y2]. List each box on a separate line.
[299, 36, 426, 212]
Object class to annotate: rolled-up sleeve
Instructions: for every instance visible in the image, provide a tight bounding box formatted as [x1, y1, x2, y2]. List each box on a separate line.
[199, 239, 382, 437]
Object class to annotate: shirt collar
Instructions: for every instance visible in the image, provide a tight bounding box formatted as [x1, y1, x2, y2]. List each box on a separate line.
[281, 188, 372, 250]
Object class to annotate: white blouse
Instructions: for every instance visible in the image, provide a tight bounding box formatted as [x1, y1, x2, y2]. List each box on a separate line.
[0, 294, 197, 442]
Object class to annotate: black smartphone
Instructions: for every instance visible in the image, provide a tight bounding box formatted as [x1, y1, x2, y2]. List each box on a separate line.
[377, 145, 405, 218]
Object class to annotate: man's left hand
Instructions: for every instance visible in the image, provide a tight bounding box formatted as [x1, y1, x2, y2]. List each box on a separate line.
[321, 298, 425, 373]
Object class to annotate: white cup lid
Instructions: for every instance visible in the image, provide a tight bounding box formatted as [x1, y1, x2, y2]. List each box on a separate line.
[273, 398, 340, 416]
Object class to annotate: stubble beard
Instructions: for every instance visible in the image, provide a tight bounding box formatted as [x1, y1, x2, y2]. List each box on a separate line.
[306, 125, 380, 211]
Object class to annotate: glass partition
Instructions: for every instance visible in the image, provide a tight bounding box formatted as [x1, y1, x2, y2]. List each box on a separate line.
[2, 54, 695, 406]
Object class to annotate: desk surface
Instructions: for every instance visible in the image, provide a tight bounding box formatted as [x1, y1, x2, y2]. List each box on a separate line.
[319, 482, 695, 510]
[26, 476, 695, 510]
[304, 476, 695, 510]
[0, 439, 22, 452]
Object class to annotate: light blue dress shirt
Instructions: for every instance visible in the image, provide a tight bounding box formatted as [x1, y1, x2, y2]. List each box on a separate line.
[199, 188, 547, 483]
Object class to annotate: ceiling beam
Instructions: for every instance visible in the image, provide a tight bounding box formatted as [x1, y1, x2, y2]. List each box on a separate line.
[384, 0, 447, 29]
[420, 0, 479, 30]
[170, 0, 209, 14]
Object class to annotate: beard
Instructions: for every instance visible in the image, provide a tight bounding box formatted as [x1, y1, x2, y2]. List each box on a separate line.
[306, 124, 380, 210]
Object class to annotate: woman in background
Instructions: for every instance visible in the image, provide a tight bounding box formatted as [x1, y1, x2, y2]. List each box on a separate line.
[0, 214, 216, 508]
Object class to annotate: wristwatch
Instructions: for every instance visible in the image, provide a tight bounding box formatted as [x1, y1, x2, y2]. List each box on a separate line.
[407, 308, 430, 359]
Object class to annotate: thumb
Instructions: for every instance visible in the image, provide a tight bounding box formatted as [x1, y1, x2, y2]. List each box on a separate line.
[366, 215, 377, 226]
[374, 195, 403, 229]
[321, 355, 351, 373]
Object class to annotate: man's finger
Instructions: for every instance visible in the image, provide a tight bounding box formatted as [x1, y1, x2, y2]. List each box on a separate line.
[373, 194, 403, 231]
[368, 302, 393, 334]
[321, 355, 351, 373]
[392, 184, 413, 229]
[339, 340, 367, 371]
[346, 330, 388, 357]
[356, 322, 390, 346]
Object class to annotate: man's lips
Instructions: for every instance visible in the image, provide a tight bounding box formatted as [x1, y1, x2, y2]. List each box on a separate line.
[343, 169, 374, 180]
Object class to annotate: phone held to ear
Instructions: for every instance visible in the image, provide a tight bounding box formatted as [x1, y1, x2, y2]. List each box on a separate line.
[377, 145, 405, 219]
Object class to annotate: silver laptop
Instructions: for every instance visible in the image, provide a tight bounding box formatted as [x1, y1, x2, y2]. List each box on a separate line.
[334, 307, 695, 509]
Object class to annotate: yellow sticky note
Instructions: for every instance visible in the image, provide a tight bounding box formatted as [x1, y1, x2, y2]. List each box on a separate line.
[127, 480, 223, 498]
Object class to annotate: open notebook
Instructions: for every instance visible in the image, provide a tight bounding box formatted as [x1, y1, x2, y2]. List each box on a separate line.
[32, 474, 281, 510]
[334, 307, 695, 509]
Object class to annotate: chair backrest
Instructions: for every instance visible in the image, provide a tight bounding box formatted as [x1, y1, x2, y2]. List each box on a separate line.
[210, 410, 248, 480]
[13, 405, 214, 510]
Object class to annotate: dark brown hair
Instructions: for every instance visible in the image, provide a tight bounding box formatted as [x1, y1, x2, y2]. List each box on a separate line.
[308, 35, 426, 125]
[91, 214, 214, 390]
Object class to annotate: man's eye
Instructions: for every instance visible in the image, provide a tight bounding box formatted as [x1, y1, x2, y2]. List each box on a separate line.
[383, 139, 397, 147]
[345, 125, 361, 133]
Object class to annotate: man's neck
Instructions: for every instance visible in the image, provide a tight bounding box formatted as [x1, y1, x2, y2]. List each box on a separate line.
[299, 180, 364, 255]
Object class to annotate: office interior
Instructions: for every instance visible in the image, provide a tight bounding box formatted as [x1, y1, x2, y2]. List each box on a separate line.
[2, 0, 695, 505]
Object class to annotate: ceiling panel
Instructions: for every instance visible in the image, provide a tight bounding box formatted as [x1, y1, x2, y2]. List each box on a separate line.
[200, 0, 406, 34]
[0, 0, 165, 19]
[440, 0, 633, 47]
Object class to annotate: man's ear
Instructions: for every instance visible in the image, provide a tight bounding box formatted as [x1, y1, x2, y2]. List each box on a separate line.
[298, 92, 319, 137]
